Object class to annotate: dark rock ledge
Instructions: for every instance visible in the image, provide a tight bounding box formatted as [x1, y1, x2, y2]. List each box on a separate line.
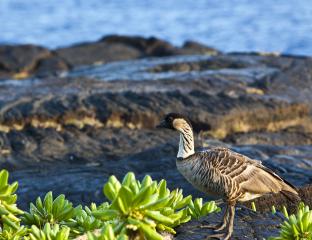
[0, 35, 219, 80]
[0, 35, 311, 239]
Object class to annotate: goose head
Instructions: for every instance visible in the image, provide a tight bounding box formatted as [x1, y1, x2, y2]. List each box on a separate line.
[157, 113, 195, 158]
[156, 113, 193, 132]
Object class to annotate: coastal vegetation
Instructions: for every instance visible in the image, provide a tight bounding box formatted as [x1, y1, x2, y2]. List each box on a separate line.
[0, 169, 310, 239]
[0, 170, 220, 239]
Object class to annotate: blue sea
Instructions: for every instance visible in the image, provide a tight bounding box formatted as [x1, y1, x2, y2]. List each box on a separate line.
[0, 0, 311, 55]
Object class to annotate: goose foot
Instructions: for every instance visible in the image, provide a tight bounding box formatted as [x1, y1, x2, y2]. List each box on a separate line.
[205, 233, 226, 240]
[214, 221, 227, 232]
[205, 232, 232, 240]
[200, 220, 227, 231]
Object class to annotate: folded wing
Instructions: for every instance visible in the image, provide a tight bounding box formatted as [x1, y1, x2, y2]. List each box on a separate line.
[208, 148, 299, 202]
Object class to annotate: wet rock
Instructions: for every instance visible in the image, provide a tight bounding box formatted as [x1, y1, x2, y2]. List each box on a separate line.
[0, 56, 312, 144]
[0, 35, 221, 79]
[179, 40, 221, 55]
[0, 53, 311, 157]
[0, 44, 51, 78]
[100, 35, 179, 56]
[55, 41, 142, 67]
[148, 56, 249, 73]
[35, 55, 70, 77]
[224, 127, 312, 145]
[55, 35, 219, 68]
[0, 54, 311, 165]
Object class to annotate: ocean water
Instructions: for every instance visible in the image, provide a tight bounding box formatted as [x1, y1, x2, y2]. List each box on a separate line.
[0, 0, 311, 55]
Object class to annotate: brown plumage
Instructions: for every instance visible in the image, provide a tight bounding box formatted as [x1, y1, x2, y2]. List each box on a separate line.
[157, 113, 299, 240]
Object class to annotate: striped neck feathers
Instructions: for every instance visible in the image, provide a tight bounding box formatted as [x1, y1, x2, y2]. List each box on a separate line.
[173, 118, 195, 159]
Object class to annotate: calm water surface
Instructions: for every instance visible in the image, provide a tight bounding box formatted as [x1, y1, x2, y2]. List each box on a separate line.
[0, 0, 311, 55]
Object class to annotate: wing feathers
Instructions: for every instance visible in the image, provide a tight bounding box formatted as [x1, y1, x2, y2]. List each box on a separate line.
[206, 148, 298, 201]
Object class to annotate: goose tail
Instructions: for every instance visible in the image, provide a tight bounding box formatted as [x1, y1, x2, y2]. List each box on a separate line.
[280, 183, 301, 202]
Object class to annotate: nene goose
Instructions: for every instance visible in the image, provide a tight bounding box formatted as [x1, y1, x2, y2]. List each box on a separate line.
[157, 113, 299, 240]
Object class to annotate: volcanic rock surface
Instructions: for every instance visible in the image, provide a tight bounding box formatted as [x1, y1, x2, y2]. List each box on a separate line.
[0, 35, 311, 239]
[0, 35, 219, 79]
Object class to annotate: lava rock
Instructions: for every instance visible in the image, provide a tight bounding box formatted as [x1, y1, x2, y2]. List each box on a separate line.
[0, 44, 51, 78]
[0, 35, 220, 79]
[179, 40, 221, 55]
[55, 41, 142, 67]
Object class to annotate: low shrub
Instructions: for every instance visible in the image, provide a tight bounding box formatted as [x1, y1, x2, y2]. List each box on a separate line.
[0, 170, 220, 239]
[270, 202, 312, 240]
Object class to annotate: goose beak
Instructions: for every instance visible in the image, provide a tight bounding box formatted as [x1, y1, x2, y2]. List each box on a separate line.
[156, 120, 169, 129]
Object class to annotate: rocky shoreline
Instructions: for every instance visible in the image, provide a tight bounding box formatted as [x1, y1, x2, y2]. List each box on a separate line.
[0, 35, 311, 239]
[0, 35, 218, 80]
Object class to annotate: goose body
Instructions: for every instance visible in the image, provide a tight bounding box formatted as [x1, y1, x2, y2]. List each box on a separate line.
[176, 148, 297, 202]
[157, 113, 299, 240]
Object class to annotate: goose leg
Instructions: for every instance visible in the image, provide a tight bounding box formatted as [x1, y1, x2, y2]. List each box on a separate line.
[205, 233, 226, 240]
[205, 203, 235, 240]
[205, 204, 229, 239]
[214, 205, 229, 232]
[222, 204, 235, 240]
[200, 205, 228, 230]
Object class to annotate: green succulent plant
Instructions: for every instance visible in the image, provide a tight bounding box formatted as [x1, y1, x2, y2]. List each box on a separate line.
[270, 202, 312, 240]
[91, 172, 219, 240]
[272, 206, 277, 215]
[67, 204, 103, 237]
[86, 223, 128, 240]
[0, 225, 28, 240]
[0, 169, 220, 240]
[0, 169, 26, 240]
[24, 223, 70, 240]
[22, 191, 75, 227]
[251, 202, 257, 212]
[0, 170, 24, 230]
[187, 198, 219, 220]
